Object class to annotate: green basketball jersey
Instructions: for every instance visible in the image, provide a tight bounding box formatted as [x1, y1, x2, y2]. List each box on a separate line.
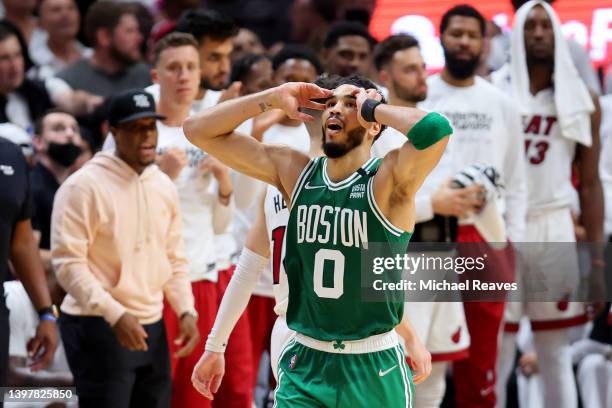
[283, 156, 413, 341]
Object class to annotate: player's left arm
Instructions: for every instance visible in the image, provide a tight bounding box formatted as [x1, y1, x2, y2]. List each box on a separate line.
[576, 92, 605, 315]
[395, 313, 431, 384]
[354, 89, 451, 230]
[577, 93, 604, 244]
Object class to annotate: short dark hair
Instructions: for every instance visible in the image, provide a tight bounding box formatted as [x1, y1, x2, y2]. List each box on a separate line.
[440, 4, 486, 36]
[84, 1, 134, 47]
[373, 34, 420, 71]
[175, 9, 238, 44]
[512, 0, 555, 11]
[316, 74, 387, 140]
[311, 0, 337, 23]
[153, 32, 198, 65]
[230, 53, 269, 83]
[272, 44, 323, 74]
[34, 108, 73, 136]
[323, 21, 376, 50]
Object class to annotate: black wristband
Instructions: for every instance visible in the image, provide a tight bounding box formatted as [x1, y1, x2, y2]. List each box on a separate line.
[360, 98, 382, 122]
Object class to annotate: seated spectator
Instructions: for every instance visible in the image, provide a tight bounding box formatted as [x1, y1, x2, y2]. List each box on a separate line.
[56, 1, 151, 98]
[0, 21, 102, 130]
[30, 109, 84, 269]
[29, 0, 91, 81]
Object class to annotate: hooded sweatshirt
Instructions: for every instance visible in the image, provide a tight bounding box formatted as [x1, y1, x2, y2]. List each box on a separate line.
[51, 151, 195, 326]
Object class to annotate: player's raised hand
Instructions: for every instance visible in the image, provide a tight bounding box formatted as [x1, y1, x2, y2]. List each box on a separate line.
[404, 335, 432, 385]
[192, 351, 225, 400]
[275, 82, 332, 122]
[353, 87, 383, 128]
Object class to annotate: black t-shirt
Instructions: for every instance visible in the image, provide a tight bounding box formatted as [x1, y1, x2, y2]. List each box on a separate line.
[31, 163, 60, 250]
[0, 137, 32, 306]
[590, 303, 611, 345]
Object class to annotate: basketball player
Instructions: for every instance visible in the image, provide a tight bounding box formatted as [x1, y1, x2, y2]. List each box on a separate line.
[185, 74, 451, 407]
[193, 76, 432, 403]
[491, 2, 603, 407]
[374, 34, 472, 408]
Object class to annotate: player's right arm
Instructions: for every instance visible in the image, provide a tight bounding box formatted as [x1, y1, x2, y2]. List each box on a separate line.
[192, 193, 270, 400]
[184, 83, 332, 199]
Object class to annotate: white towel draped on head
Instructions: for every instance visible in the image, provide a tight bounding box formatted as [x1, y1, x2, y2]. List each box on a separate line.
[509, 0, 594, 146]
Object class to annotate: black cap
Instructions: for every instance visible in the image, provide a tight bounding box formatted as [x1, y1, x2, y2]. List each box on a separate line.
[108, 89, 166, 127]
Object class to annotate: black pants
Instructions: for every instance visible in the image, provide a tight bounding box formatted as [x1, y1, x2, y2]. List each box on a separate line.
[60, 313, 171, 408]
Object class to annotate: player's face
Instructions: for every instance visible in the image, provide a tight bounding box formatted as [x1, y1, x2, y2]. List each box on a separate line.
[110, 14, 143, 64]
[198, 37, 234, 91]
[524, 5, 554, 65]
[153, 45, 200, 105]
[274, 59, 318, 85]
[112, 117, 158, 172]
[382, 47, 427, 104]
[0, 36, 24, 95]
[321, 84, 367, 158]
[242, 58, 273, 95]
[322, 36, 372, 77]
[441, 15, 483, 79]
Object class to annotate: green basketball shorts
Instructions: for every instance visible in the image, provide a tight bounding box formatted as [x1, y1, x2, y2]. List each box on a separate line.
[273, 331, 414, 408]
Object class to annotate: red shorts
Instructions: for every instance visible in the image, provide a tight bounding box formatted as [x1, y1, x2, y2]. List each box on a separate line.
[246, 294, 277, 388]
[163, 266, 253, 408]
[452, 225, 510, 408]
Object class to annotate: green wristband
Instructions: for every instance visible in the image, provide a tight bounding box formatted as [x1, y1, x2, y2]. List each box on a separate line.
[406, 112, 452, 150]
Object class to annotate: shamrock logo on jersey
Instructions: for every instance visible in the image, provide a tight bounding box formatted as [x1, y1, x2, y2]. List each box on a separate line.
[333, 340, 345, 350]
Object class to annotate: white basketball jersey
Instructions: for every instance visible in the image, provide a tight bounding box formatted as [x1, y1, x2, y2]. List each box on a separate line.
[263, 184, 290, 315]
[522, 88, 576, 213]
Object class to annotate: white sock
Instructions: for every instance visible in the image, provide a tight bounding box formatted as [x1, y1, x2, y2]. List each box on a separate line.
[532, 328, 578, 408]
[414, 362, 447, 408]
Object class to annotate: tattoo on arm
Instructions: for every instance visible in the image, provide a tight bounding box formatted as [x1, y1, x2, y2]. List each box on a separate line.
[258, 102, 272, 113]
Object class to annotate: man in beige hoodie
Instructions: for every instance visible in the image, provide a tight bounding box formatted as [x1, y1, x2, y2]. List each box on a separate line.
[51, 89, 199, 408]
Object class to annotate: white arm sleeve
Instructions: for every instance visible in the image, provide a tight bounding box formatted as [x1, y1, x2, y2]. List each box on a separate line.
[205, 248, 269, 353]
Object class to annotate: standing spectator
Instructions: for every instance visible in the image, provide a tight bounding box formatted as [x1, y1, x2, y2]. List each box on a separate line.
[31, 109, 83, 273]
[51, 89, 199, 407]
[320, 21, 376, 78]
[56, 1, 151, 98]
[169, 9, 239, 110]
[0, 136, 58, 387]
[231, 28, 265, 63]
[229, 54, 273, 97]
[420, 5, 527, 407]
[492, 2, 603, 407]
[0, 21, 101, 130]
[373, 34, 472, 408]
[145, 32, 245, 408]
[29, 0, 91, 81]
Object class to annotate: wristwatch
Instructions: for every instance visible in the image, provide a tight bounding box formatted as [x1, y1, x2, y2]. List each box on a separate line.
[37, 305, 59, 322]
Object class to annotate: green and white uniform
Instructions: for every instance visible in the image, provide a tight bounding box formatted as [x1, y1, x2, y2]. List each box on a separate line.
[275, 156, 414, 408]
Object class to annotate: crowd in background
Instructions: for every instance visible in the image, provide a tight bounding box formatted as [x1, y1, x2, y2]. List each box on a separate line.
[0, 0, 610, 408]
